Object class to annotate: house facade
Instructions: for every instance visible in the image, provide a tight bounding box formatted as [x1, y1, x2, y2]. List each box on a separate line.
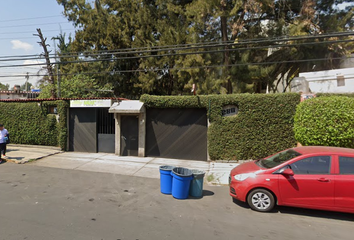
[282, 54, 354, 94]
[0, 90, 39, 100]
[298, 67, 354, 93]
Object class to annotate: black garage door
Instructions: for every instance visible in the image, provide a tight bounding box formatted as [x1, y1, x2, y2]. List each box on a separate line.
[69, 108, 97, 152]
[146, 108, 207, 161]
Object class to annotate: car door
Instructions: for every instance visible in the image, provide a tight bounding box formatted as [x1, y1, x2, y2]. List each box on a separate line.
[278, 155, 334, 207]
[334, 156, 354, 210]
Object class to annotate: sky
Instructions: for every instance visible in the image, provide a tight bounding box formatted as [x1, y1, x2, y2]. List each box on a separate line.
[0, 0, 76, 89]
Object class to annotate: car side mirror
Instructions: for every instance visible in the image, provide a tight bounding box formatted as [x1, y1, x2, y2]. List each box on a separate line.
[281, 168, 294, 176]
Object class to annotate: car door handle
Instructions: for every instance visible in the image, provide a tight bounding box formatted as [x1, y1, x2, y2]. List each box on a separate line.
[317, 178, 330, 182]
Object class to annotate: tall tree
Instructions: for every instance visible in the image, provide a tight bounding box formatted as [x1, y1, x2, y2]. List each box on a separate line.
[57, 0, 149, 98]
[184, 0, 274, 93]
[56, 0, 354, 96]
[34, 28, 56, 98]
[38, 74, 102, 99]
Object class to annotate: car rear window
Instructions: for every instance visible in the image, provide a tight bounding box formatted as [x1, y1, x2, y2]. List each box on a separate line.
[339, 157, 354, 175]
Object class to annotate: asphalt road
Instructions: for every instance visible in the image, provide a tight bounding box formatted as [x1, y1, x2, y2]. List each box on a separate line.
[0, 162, 353, 240]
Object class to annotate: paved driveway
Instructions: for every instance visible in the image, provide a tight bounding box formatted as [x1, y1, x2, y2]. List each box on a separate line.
[0, 163, 353, 240]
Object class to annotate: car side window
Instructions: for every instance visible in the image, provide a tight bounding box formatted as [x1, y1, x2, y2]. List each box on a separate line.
[339, 157, 354, 175]
[290, 156, 331, 175]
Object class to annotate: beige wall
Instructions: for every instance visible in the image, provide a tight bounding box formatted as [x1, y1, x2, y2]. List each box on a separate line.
[0, 91, 39, 100]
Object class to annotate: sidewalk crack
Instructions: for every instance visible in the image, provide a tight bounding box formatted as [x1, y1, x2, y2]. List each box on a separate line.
[131, 157, 155, 176]
[73, 154, 109, 170]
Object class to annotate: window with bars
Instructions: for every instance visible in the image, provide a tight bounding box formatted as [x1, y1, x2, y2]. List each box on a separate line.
[97, 108, 115, 134]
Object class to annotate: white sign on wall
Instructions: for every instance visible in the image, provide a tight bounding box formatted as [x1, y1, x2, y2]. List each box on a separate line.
[70, 99, 112, 108]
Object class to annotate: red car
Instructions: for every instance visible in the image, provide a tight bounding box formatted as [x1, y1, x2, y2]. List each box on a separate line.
[229, 146, 354, 213]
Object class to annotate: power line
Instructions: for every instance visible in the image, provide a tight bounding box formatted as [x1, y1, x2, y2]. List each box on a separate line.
[0, 22, 71, 29]
[44, 31, 354, 58]
[0, 35, 353, 63]
[0, 15, 63, 23]
[0, 28, 75, 35]
[60, 31, 354, 56]
[1, 30, 353, 59]
[0, 36, 65, 40]
[0, 38, 352, 67]
[1, 56, 353, 79]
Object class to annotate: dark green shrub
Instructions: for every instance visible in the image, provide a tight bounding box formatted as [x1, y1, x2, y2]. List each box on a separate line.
[207, 94, 300, 160]
[0, 100, 68, 149]
[42, 100, 69, 150]
[317, 93, 354, 98]
[141, 93, 300, 160]
[294, 96, 354, 148]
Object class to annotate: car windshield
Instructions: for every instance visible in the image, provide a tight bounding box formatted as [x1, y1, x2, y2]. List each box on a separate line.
[259, 149, 302, 169]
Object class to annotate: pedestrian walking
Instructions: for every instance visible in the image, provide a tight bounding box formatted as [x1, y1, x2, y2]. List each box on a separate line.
[0, 123, 9, 163]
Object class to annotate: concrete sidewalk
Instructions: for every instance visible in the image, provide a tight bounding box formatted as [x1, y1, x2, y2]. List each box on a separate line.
[4, 144, 239, 185]
[5, 144, 63, 163]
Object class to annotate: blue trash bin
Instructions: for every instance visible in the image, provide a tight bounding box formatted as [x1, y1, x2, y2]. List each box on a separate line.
[159, 165, 175, 194]
[189, 169, 205, 198]
[171, 167, 193, 199]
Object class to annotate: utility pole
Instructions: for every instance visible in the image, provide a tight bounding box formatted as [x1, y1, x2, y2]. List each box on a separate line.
[53, 39, 61, 98]
[25, 72, 29, 98]
[220, 2, 232, 94]
[25, 72, 29, 91]
[34, 28, 56, 98]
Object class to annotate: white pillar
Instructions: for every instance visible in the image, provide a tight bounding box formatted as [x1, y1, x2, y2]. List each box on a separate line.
[138, 110, 146, 157]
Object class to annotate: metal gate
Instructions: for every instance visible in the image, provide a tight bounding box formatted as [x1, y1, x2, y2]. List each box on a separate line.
[97, 108, 115, 153]
[146, 108, 207, 161]
[69, 108, 97, 152]
[69, 108, 115, 153]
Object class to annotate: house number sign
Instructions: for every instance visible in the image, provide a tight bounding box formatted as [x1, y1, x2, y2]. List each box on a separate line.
[222, 105, 238, 117]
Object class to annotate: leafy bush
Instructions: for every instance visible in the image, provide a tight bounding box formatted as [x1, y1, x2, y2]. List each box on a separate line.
[207, 94, 300, 160]
[0, 101, 68, 149]
[294, 96, 354, 148]
[38, 75, 112, 99]
[316, 93, 354, 98]
[43, 100, 69, 150]
[141, 93, 300, 160]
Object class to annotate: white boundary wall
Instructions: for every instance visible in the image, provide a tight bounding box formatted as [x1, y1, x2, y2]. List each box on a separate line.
[299, 67, 354, 93]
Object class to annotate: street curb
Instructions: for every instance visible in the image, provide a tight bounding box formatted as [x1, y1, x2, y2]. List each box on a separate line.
[4, 151, 63, 164]
[7, 144, 61, 151]
[213, 160, 253, 163]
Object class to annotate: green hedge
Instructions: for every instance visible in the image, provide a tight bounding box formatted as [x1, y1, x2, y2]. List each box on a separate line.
[317, 93, 354, 98]
[0, 101, 68, 150]
[43, 100, 69, 150]
[294, 96, 354, 148]
[141, 93, 300, 160]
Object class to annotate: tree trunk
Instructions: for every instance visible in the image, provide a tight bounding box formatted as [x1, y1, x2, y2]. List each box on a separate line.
[221, 14, 232, 94]
[34, 28, 56, 98]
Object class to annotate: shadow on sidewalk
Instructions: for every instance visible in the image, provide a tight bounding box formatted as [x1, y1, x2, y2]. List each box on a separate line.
[187, 190, 215, 200]
[6, 148, 20, 153]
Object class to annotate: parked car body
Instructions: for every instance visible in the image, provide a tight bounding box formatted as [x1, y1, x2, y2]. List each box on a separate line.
[229, 146, 354, 213]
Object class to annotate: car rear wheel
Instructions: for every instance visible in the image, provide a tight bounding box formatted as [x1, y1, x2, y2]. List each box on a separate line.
[247, 189, 275, 212]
